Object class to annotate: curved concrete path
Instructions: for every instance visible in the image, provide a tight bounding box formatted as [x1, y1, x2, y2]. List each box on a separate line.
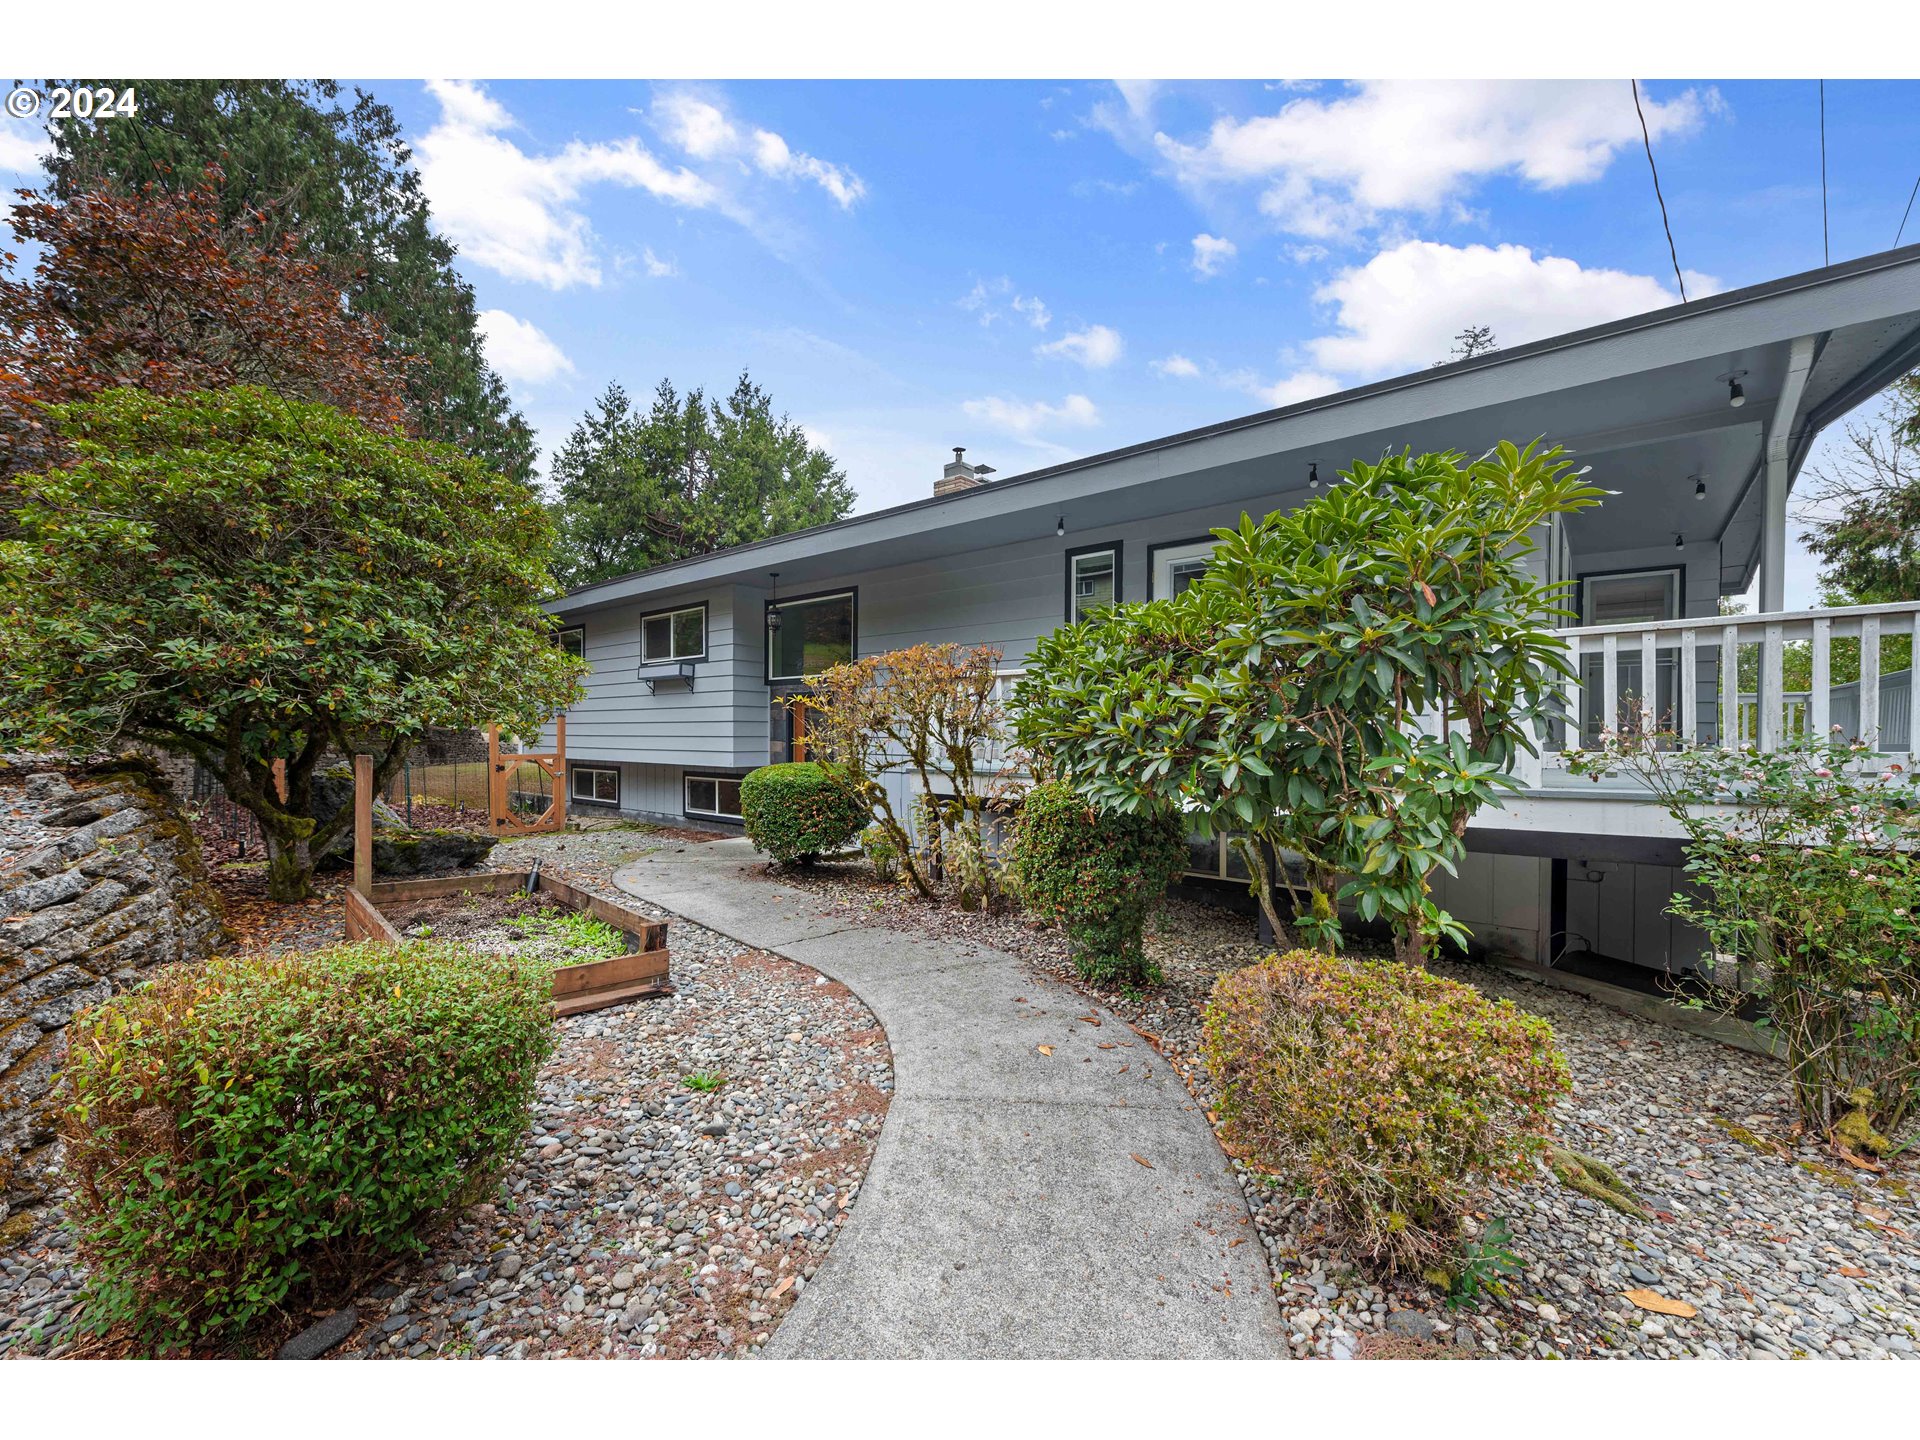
[614, 838, 1286, 1360]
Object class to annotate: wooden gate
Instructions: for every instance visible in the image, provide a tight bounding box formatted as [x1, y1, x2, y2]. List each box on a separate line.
[488, 716, 567, 836]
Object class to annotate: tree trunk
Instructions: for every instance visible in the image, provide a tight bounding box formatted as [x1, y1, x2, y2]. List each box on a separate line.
[1392, 924, 1429, 969]
[263, 823, 315, 902]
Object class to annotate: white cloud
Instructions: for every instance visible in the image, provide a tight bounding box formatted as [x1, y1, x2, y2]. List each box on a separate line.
[417, 79, 720, 289]
[1012, 294, 1052, 330]
[653, 89, 865, 209]
[1036, 323, 1124, 369]
[0, 119, 47, 175]
[1190, 233, 1237, 277]
[959, 276, 1050, 329]
[1284, 243, 1330, 265]
[962, 393, 1101, 440]
[1301, 239, 1695, 379]
[1151, 354, 1202, 379]
[477, 309, 576, 386]
[1154, 80, 1720, 240]
[641, 246, 678, 278]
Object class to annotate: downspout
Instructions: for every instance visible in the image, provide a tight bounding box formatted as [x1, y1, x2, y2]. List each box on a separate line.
[1760, 334, 1820, 613]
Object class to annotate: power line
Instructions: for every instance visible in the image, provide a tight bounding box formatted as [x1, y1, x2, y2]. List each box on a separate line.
[1632, 79, 1688, 303]
[1819, 80, 1830, 266]
[1897, 171, 1920, 249]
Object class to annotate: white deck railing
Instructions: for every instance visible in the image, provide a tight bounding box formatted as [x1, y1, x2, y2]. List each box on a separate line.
[1546, 600, 1920, 769]
[994, 601, 1920, 793]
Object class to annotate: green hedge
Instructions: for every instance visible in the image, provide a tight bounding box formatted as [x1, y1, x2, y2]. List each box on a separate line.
[59, 941, 554, 1350]
[740, 762, 868, 865]
[1009, 780, 1186, 985]
[1203, 950, 1569, 1276]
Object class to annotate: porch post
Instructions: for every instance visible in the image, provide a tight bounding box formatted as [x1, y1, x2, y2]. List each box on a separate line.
[1759, 334, 1819, 614]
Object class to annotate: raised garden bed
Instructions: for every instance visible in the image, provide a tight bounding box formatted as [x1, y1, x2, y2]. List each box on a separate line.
[344, 869, 671, 1016]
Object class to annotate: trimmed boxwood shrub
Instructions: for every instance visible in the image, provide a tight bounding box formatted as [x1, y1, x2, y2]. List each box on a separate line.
[1203, 950, 1569, 1276]
[1009, 780, 1186, 985]
[740, 761, 868, 865]
[58, 941, 554, 1351]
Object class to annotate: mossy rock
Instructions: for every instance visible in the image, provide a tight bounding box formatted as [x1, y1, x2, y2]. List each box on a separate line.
[1549, 1145, 1650, 1221]
[1832, 1088, 1893, 1157]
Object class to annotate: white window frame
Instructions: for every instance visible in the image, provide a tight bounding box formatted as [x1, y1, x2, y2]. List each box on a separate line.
[1580, 568, 1681, 627]
[1151, 538, 1217, 600]
[641, 603, 707, 664]
[1066, 544, 1120, 624]
[765, 589, 857, 683]
[556, 625, 585, 660]
[571, 766, 620, 806]
[684, 773, 744, 822]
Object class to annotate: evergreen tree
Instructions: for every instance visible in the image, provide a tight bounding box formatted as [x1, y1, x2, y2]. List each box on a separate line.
[550, 374, 856, 588]
[39, 78, 537, 484]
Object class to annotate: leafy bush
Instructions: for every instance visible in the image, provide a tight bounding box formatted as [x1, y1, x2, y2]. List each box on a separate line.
[1009, 780, 1186, 985]
[740, 762, 867, 865]
[859, 823, 902, 881]
[1570, 729, 1920, 1139]
[59, 941, 554, 1350]
[1202, 950, 1569, 1275]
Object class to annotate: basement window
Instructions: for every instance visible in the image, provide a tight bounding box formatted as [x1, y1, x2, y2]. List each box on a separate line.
[684, 773, 744, 822]
[571, 766, 619, 806]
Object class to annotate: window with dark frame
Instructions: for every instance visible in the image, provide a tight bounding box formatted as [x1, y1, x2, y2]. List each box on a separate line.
[1066, 545, 1119, 623]
[766, 590, 855, 683]
[684, 773, 744, 821]
[571, 766, 619, 805]
[641, 603, 707, 663]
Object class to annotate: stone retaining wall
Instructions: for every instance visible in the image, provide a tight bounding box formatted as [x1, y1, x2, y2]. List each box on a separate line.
[1, 757, 226, 1225]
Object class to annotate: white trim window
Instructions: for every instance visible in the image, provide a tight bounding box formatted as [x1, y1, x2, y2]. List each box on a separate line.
[1152, 540, 1216, 600]
[1069, 548, 1118, 623]
[556, 625, 585, 660]
[1581, 569, 1680, 626]
[641, 604, 706, 663]
[684, 773, 744, 822]
[571, 766, 620, 806]
[767, 590, 856, 683]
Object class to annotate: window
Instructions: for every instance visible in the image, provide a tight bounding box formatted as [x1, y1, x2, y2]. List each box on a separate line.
[1150, 538, 1217, 599]
[767, 589, 856, 683]
[641, 603, 706, 663]
[556, 626, 585, 660]
[1581, 568, 1681, 627]
[571, 766, 619, 806]
[684, 773, 744, 822]
[1066, 543, 1121, 623]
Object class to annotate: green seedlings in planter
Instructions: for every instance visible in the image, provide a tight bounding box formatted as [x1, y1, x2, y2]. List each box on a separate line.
[505, 906, 624, 958]
[681, 1070, 728, 1093]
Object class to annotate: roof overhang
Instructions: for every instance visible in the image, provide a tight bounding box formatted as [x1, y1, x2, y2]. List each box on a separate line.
[550, 243, 1920, 617]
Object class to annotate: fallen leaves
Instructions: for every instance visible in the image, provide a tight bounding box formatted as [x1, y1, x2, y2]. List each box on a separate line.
[1035, 1045, 1053, 1057]
[1077, 1013, 1101, 1027]
[1623, 1288, 1697, 1318]
[1130, 1153, 1154, 1169]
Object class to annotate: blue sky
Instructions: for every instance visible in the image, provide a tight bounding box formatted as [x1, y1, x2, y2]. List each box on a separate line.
[5, 77, 1919, 603]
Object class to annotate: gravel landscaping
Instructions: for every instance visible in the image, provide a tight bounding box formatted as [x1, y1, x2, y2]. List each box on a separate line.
[753, 857, 1920, 1361]
[2, 823, 891, 1361]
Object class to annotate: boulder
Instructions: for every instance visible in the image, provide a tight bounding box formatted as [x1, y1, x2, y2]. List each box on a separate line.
[309, 765, 497, 875]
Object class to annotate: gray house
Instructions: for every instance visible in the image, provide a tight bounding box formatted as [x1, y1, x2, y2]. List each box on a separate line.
[543, 245, 1920, 977]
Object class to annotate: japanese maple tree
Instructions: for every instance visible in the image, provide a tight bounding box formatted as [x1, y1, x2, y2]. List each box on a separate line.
[0, 170, 409, 482]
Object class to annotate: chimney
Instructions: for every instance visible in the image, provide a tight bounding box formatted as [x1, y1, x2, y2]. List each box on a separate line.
[935, 445, 995, 497]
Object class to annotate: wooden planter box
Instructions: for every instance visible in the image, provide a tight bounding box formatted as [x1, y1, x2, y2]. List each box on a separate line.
[344, 869, 672, 1017]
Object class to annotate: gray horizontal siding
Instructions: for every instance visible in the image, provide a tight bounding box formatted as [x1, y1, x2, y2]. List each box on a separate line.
[556, 488, 1658, 768]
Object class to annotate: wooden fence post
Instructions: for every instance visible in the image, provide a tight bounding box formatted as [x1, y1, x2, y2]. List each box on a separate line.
[352, 752, 374, 898]
[554, 712, 568, 829]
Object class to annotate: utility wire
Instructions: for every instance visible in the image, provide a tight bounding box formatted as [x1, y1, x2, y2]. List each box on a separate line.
[1897, 171, 1920, 249]
[1819, 80, 1830, 265]
[1632, 79, 1688, 302]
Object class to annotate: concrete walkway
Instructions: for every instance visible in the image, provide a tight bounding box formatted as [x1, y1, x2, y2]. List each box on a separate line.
[613, 838, 1287, 1360]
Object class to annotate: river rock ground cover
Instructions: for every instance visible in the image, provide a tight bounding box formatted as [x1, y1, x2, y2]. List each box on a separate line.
[755, 858, 1920, 1361]
[2, 822, 892, 1361]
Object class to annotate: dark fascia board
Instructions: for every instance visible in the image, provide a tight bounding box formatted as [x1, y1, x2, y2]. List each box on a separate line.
[548, 243, 1920, 615]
